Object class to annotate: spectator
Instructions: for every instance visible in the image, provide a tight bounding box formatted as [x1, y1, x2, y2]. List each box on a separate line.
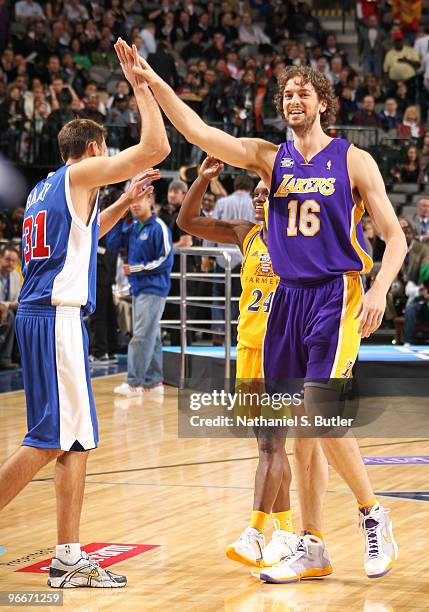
[420, 133, 429, 181]
[139, 22, 157, 59]
[225, 49, 242, 80]
[0, 85, 26, 158]
[379, 97, 402, 132]
[394, 80, 413, 116]
[15, 0, 46, 22]
[147, 42, 179, 90]
[80, 93, 105, 123]
[412, 197, 429, 240]
[358, 14, 386, 78]
[400, 216, 429, 291]
[182, 31, 204, 62]
[386, 217, 429, 321]
[91, 37, 116, 68]
[238, 11, 270, 47]
[392, 144, 423, 184]
[65, 0, 89, 24]
[205, 31, 227, 63]
[383, 30, 420, 94]
[397, 104, 424, 138]
[107, 79, 131, 109]
[288, 2, 322, 46]
[414, 24, 429, 63]
[316, 56, 333, 83]
[330, 55, 344, 86]
[219, 11, 239, 44]
[323, 33, 347, 65]
[362, 217, 386, 262]
[0, 243, 21, 370]
[403, 279, 429, 345]
[227, 68, 255, 135]
[109, 173, 174, 397]
[204, 173, 255, 345]
[355, 72, 384, 104]
[338, 86, 358, 124]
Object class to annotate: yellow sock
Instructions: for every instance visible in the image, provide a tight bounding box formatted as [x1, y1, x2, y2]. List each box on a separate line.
[358, 496, 377, 512]
[250, 510, 269, 533]
[301, 529, 324, 540]
[272, 510, 294, 532]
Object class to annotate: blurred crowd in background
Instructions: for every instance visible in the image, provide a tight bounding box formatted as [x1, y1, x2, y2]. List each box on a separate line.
[1, 0, 429, 368]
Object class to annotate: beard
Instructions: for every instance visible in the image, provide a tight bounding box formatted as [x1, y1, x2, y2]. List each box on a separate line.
[286, 108, 319, 136]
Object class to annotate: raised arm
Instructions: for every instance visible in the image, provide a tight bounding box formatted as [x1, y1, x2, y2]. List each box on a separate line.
[348, 146, 407, 337]
[177, 156, 254, 248]
[71, 41, 170, 190]
[132, 56, 277, 187]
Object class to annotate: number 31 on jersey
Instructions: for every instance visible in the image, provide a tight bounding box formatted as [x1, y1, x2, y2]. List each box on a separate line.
[22, 210, 51, 264]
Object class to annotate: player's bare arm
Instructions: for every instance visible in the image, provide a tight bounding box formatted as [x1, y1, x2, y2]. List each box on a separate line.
[70, 41, 170, 223]
[99, 168, 161, 238]
[132, 55, 277, 186]
[177, 156, 254, 248]
[348, 146, 407, 338]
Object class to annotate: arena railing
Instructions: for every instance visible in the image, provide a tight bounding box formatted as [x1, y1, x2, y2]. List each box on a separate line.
[161, 246, 239, 389]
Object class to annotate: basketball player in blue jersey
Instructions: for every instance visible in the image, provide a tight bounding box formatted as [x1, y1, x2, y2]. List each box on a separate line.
[131, 55, 407, 581]
[0, 40, 170, 589]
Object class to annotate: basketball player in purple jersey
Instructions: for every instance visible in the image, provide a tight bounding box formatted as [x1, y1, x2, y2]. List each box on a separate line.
[0, 40, 170, 588]
[130, 56, 407, 581]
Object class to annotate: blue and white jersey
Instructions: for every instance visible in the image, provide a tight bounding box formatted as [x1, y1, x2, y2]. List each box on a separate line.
[19, 165, 100, 315]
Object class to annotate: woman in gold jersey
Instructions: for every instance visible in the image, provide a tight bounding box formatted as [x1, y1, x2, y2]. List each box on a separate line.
[177, 157, 331, 581]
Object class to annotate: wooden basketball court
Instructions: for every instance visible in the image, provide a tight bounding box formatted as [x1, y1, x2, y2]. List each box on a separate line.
[1, 373, 428, 611]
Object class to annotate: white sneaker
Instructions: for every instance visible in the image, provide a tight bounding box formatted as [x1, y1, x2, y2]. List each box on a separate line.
[262, 525, 299, 567]
[143, 383, 164, 395]
[113, 382, 143, 398]
[48, 552, 126, 588]
[260, 534, 332, 583]
[226, 527, 265, 567]
[360, 502, 398, 578]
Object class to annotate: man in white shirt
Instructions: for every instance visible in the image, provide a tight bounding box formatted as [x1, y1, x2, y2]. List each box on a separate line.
[412, 197, 429, 241]
[15, 0, 46, 21]
[238, 11, 270, 46]
[139, 22, 157, 60]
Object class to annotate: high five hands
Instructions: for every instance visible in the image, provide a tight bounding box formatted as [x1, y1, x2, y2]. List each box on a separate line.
[113, 37, 160, 87]
[113, 38, 151, 91]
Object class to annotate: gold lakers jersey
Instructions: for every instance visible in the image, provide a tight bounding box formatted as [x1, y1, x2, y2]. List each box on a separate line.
[237, 224, 279, 349]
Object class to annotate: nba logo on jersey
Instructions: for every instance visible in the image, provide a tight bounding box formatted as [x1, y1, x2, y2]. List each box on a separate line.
[280, 157, 294, 168]
[326, 160, 332, 170]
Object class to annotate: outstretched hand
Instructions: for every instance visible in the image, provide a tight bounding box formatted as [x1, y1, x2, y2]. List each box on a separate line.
[114, 38, 147, 90]
[131, 53, 160, 86]
[198, 156, 224, 180]
[124, 168, 161, 204]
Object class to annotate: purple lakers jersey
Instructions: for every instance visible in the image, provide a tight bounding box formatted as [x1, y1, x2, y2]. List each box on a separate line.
[268, 138, 372, 284]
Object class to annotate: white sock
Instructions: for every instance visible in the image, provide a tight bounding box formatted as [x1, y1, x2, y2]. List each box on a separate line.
[56, 543, 82, 565]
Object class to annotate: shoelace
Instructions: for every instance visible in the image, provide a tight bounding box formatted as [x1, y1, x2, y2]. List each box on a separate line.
[82, 552, 102, 574]
[364, 524, 380, 558]
[359, 506, 390, 559]
[279, 536, 307, 563]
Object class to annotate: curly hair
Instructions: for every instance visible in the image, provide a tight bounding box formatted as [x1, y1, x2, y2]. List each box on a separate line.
[274, 65, 336, 130]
